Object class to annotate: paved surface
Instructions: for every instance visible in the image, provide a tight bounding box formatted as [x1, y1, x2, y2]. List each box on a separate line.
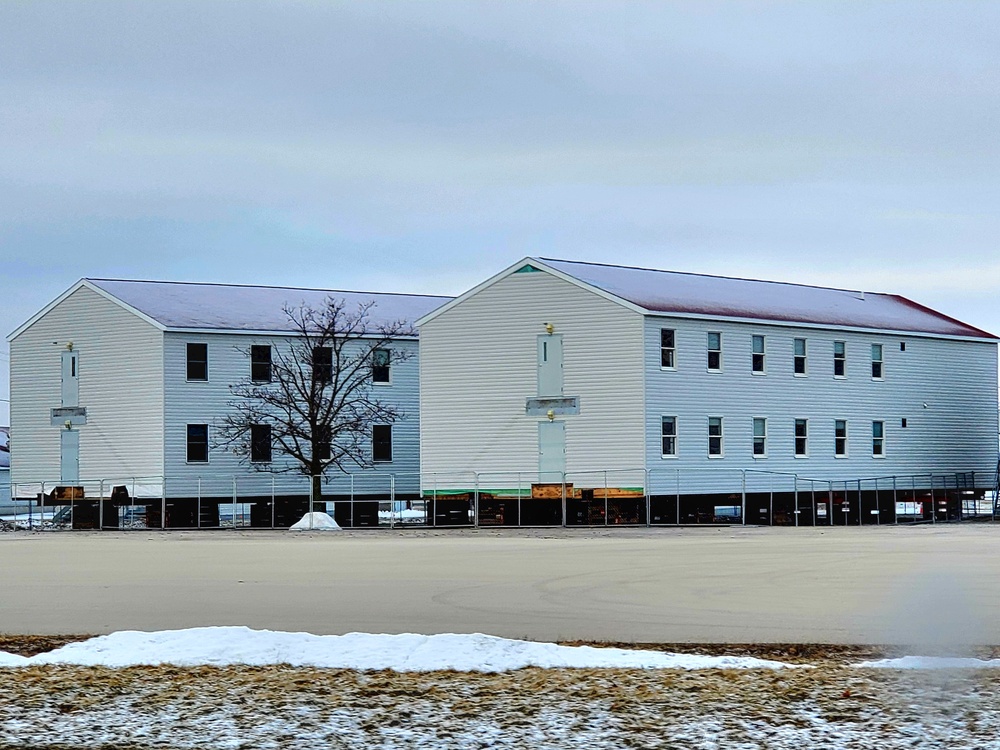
[1, 525, 997, 643]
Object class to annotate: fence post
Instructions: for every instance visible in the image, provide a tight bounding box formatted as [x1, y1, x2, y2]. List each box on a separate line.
[391, 475, 396, 529]
[676, 468, 680, 526]
[474, 472, 479, 529]
[741, 470, 746, 526]
[271, 474, 276, 529]
[645, 469, 651, 528]
[99, 479, 105, 530]
[603, 470, 609, 527]
[892, 476, 897, 525]
[561, 471, 567, 528]
[793, 474, 799, 528]
[874, 477, 880, 526]
[131, 477, 137, 529]
[517, 472, 523, 528]
[931, 475, 936, 525]
[350, 474, 355, 529]
[828, 481, 833, 526]
[197, 477, 202, 529]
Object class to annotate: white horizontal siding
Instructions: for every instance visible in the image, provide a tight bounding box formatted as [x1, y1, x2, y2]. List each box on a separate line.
[419, 269, 646, 490]
[644, 317, 1000, 494]
[162, 332, 420, 498]
[9, 286, 164, 485]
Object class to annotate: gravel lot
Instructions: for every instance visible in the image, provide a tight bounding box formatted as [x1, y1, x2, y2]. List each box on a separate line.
[1, 525, 999, 748]
[1, 524, 999, 643]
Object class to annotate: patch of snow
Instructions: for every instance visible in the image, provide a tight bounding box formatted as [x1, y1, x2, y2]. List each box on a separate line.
[289, 512, 341, 531]
[8, 627, 796, 671]
[0, 651, 29, 667]
[856, 655, 1000, 669]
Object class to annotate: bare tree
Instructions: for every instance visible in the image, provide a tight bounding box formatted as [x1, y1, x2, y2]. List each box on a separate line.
[217, 298, 413, 509]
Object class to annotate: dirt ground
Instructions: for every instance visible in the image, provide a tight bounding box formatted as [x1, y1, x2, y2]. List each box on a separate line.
[0, 661, 998, 749]
[1, 524, 999, 643]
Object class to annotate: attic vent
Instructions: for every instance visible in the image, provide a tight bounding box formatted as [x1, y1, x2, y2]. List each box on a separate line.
[515, 264, 541, 273]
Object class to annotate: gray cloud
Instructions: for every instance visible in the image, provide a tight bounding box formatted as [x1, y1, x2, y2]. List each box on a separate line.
[2, 1, 999, 422]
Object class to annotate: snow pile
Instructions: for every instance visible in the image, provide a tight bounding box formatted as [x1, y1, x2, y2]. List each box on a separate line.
[5, 627, 795, 671]
[289, 512, 341, 531]
[857, 655, 1000, 669]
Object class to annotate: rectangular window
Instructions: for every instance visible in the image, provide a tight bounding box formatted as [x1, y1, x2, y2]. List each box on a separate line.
[793, 338, 807, 375]
[661, 416, 677, 456]
[372, 348, 391, 383]
[752, 417, 767, 456]
[316, 425, 332, 462]
[751, 335, 765, 374]
[250, 424, 271, 463]
[835, 420, 848, 457]
[794, 419, 808, 457]
[833, 341, 846, 377]
[872, 420, 885, 456]
[871, 344, 883, 379]
[186, 343, 208, 381]
[708, 416, 723, 456]
[707, 332, 722, 371]
[372, 424, 393, 462]
[250, 345, 272, 383]
[660, 329, 676, 369]
[186, 424, 209, 463]
[313, 346, 333, 384]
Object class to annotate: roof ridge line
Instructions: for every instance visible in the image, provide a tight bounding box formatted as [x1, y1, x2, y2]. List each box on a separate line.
[85, 278, 453, 300]
[537, 257, 877, 297]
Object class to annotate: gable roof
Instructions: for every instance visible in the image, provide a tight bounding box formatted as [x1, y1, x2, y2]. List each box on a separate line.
[418, 257, 996, 340]
[9, 279, 452, 341]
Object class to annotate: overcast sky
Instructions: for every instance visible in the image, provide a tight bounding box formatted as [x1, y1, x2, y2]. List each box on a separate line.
[2, 1, 999, 424]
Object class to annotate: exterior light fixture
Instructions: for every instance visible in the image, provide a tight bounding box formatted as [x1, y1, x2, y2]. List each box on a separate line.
[546, 409, 555, 421]
[544, 323, 554, 334]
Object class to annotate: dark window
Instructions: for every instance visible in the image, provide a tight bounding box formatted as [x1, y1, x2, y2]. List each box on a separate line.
[871, 344, 884, 379]
[751, 335, 765, 373]
[901, 418, 907, 428]
[313, 346, 332, 384]
[250, 424, 271, 463]
[835, 420, 847, 457]
[661, 416, 677, 456]
[900, 342, 906, 352]
[708, 416, 723, 456]
[251, 345, 272, 382]
[834, 341, 846, 377]
[752, 417, 766, 456]
[372, 348, 391, 383]
[872, 420, 885, 456]
[315, 424, 332, 462]
[794, 338, 807, 375]
[186, 424, 209, 463]
[372, 425, 393, 462]
[794, 419, 808, 457]
[660, 329, 676, 368]
[186, 343, 208, 381]
[707, 332, 722, 371]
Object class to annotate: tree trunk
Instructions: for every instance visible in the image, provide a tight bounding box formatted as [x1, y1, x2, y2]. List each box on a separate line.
[311, 473, 322, 514]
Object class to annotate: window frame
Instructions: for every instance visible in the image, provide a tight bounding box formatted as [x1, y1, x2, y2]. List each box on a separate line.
[833, 340, 846, 378]
[751, 335, 766, 375]
[250, 423, 272, 464]
[186, 343, 208, 382]
[752, 417, 767, 457]
[660, 329, 676, 370]
[793, 338, 807, 376]
[250, 344, 272, 383]
[872, 420, 885, 457]
[794, 418, 809, 458]
[186, 424, 209, 463]
[661, 415, 678, 457]
[707, 332, 722, 372]
[871, 344, 884, 380]
[708, 416, 724, 457]
[834, 419, 848, 458]
[312, 346, 333, 384]
[372, 424, 393, 463]
[372, 348, 392, 384]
